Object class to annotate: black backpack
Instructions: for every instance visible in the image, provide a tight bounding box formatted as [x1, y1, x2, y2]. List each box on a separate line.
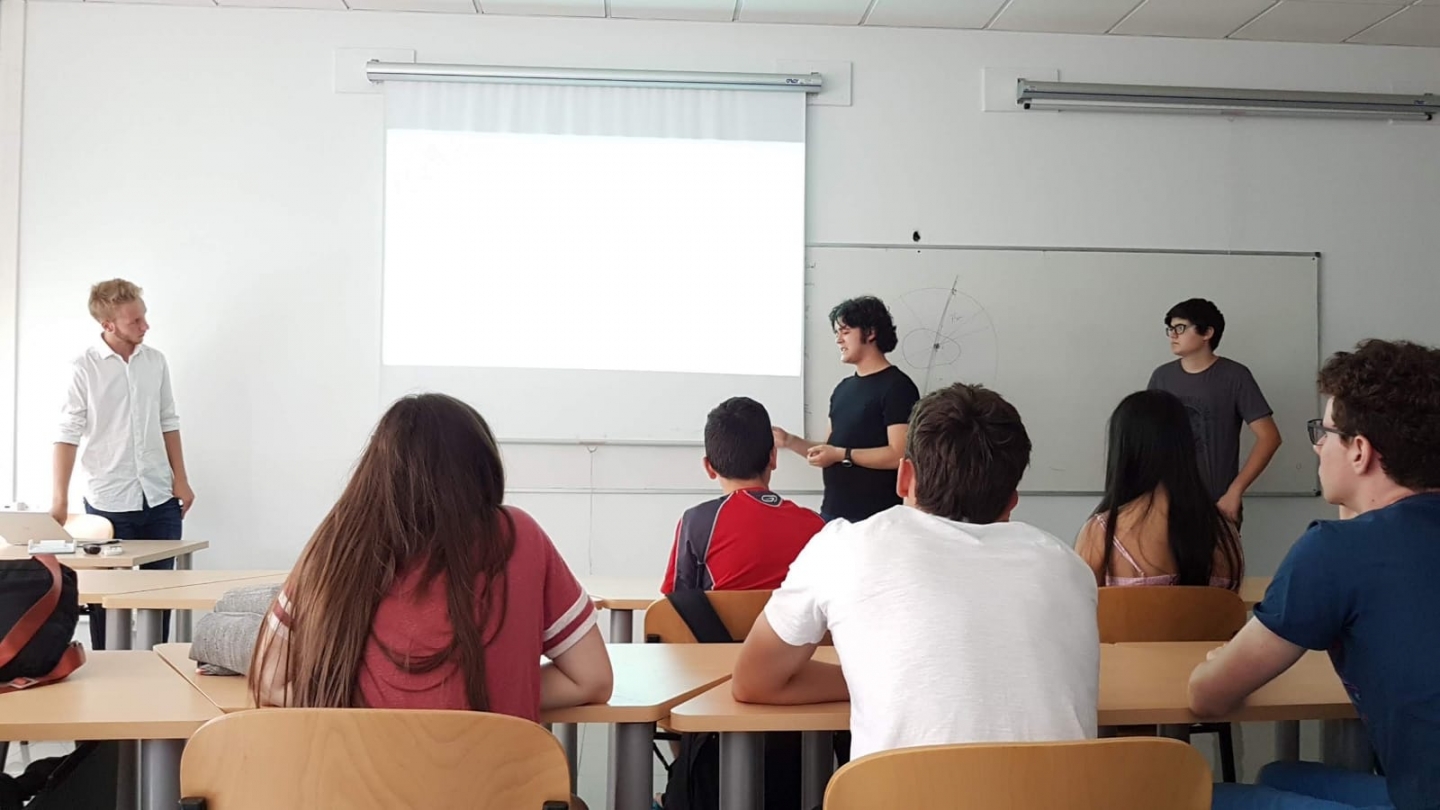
[0, 555, 85, 692]
[656, 590, 803, 810]
[0, 555, 116, 810]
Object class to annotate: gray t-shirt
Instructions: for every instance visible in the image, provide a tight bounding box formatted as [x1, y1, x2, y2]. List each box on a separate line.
[1147, 357, 1273, 500]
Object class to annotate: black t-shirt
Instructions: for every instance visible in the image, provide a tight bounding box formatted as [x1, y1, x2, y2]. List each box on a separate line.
[821, 365, 921, 522]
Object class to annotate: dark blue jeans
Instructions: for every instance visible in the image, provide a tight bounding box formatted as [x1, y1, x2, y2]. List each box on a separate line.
[1212, 762, 1393, 809]
[84, 497, 183, 650]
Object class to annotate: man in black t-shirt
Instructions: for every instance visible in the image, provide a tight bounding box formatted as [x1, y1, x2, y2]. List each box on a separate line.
[774, 296, 921, 522]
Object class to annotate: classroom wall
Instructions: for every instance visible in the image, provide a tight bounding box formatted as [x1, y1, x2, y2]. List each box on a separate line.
[10, 2, 1440, 582]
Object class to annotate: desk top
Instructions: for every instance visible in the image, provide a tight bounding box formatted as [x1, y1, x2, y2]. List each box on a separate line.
[0, 651, 221, 740]
[667, 643, 1353, 733]
[1100, 642, 1353, 725]
[159, 640, 738, 725]
[1, 539, 210, 569]
[78, 569, 284, 603]
[156, 643, 254, 712]
[581, 576, 659, 611]
[1240, 576, 1269, 609]
[103, 572, 288, 610]
[540, 643, 739, 725]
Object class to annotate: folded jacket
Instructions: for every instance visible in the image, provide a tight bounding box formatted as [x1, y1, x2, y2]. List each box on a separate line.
[190, 611, 263, 676]
[213, 583, 283, 615]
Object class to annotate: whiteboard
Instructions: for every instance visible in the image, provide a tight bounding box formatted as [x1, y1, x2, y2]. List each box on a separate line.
[805, 247, 1320, 494]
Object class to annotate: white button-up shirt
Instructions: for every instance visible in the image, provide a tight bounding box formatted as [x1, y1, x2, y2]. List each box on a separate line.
[57, 339, 180, 512]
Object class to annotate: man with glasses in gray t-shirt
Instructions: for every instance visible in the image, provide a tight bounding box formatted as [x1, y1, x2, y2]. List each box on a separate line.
[1149, 298, 1282, 525]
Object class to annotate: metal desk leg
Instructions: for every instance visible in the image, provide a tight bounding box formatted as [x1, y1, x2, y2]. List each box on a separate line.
[107, 608, 134, 651]
[612, 722, 655, 810]
[609, 609, 635, 644]
[1160, 724, 1192, 742]
[174, 553, 193, 642]
[117, 741, 138, 810]
[1276, 720, 1301, 761]
[718, 732, 764, 810]
[554, 723, 579, 794]
[801, 731, 834, 809]
[135, 609, 164, 650]
[141, 739, 183, 810]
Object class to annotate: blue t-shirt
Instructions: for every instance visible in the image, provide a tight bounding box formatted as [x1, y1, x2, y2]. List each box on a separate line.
[1255, 493, 1440, 810]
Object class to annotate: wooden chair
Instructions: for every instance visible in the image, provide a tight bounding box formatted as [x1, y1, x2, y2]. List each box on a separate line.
[1097, 586, 1248, 643]
[1098, 585, 1247, 782]
[642, 590, 773, 643]
[179, 709, 574, 809]
[824, 738, 1212, 810]
[64, 513, 114, 540]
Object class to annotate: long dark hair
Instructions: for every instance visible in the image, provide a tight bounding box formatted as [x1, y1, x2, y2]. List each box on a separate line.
[251, 393, 515, 709]
[1093, 390, 1243, 589]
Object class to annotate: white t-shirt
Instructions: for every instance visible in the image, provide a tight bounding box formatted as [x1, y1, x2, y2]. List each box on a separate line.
[765, 505, 1100, 761]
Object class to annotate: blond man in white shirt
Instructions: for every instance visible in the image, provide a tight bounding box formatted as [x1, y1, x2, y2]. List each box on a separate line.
[52, 279, 195, 648]
[732, 383, 1099, 762]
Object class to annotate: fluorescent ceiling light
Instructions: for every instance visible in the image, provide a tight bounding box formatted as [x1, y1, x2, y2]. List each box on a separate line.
[1017, 80, 1437, 122]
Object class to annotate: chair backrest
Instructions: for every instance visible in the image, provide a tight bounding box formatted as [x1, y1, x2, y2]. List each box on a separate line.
[179, 709, 572, 809]
[64, 514, 114, 540]
[825, 738, 1212, 810]
[643, 590, 773, 643]
[1097, 586, 1247, 643]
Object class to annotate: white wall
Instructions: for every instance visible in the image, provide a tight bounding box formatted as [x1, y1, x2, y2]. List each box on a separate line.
[12, 2, 1440, 585]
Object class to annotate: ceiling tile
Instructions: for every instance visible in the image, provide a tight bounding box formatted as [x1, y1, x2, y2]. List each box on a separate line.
[1113, 0, 1277, 38]
[478, 0, 604, 15]
[348, 0, 476, 12]
[610, 0, 736, 21]
[1230, 1, 1404, 42]
[219, 0, 345, 8]
[989, 0, 1147, 34]
[737, 0, 874, 25]
[84, 0, 217, 6]
[864, 0, 1008, 28]
[1348, 4, 1440, 43]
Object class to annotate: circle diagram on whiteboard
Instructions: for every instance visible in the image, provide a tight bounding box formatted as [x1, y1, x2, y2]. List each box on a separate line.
[897, 278, 999, 394]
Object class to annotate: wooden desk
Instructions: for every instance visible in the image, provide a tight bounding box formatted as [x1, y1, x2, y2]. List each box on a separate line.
[667, 643, 1353, 810]
[0, 651, 221, 810]
[78, 569, 284, 604]
[1, 539, 210, 569]
[104, 572, 289, 612]
[580, 576, 659, 644]
[155, 643, 253, 713]
[1241, 576, 1270, 608]
[1101, 642, 1352, 726]
[544, 642, 738, 810]
[102, 572, 288, 651]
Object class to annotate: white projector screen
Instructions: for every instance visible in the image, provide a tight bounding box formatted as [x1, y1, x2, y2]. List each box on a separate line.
[379, 82, 807, 442]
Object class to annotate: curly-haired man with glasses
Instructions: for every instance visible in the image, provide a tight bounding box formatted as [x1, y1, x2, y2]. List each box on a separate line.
[1191, 339, 1440, 810]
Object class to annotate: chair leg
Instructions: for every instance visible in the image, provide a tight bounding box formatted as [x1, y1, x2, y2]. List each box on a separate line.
[1219, 724, 1237, 783]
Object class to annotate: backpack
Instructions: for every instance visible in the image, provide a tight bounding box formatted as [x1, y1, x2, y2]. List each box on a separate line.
[656, 590, 803, 810]
[0, 555, 85, 692]
[0, 555, 113, 810]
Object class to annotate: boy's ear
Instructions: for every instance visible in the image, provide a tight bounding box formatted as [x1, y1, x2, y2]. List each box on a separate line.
[768, 446, 778, 472]
[702, 457, 720, 481]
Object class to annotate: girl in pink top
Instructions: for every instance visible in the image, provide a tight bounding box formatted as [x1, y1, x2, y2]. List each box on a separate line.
[251, 393, 612, 723]
[1076, 390, 1244, 590]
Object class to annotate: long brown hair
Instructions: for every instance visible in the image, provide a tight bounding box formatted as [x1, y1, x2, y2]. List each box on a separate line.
[251, 393, 516, 710]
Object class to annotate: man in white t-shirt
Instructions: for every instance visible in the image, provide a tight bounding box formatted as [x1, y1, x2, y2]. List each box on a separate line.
[732, 383, 1099, 761]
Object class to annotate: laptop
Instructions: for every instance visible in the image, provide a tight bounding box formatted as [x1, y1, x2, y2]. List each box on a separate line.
[0, 512, 74, 546]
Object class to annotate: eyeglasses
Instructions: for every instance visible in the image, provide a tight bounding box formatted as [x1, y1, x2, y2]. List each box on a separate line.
[1307, 418, 1345, 446]
[1164, 324, 1192, 338]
